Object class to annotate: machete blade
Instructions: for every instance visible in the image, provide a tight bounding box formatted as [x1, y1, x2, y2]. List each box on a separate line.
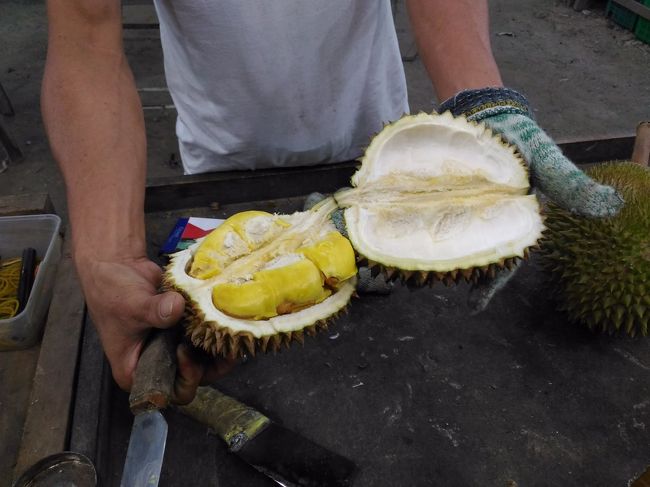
[234, 422, 357, 487]
[120, 409, 168, 487]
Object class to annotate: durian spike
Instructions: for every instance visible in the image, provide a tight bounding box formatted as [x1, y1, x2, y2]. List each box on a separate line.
[260, 335, 272, 351]
[242, 333, 256, 356]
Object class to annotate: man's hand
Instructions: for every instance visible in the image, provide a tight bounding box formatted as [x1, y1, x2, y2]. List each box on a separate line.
[77, 256, 234, 404]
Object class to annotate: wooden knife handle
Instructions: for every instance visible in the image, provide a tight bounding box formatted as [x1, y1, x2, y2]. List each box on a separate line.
[129, 328, 177, 414]
[179, 386, 270, 450]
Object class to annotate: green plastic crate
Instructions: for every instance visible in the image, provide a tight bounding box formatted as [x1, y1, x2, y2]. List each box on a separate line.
[635, 0, 650, 44]
[607, 0, 640, 31]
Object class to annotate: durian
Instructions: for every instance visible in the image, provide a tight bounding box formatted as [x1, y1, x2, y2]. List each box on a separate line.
[164, 203, 358, 357]
[335, 112, 545, 286]
[541, 162, 649, 336]
[164, 112, 546, 357]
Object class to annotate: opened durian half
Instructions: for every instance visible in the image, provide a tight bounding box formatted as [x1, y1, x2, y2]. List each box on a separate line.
[164, 112, 545, 357]
[164, 203, 358, 358]
[336, 112, 545, 285]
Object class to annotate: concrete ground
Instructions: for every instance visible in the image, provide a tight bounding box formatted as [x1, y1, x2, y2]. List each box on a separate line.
[1, 0, 649, 218]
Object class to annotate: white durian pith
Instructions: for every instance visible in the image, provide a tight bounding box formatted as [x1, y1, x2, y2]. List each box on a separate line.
[339, 112, 545, 274]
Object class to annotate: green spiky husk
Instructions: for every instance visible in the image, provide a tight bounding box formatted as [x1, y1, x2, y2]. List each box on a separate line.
[162, 275, 349, 358]
[541, 162, 649, 336]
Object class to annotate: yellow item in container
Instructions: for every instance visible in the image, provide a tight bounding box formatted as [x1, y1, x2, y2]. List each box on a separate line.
[0, 258, 21, 319]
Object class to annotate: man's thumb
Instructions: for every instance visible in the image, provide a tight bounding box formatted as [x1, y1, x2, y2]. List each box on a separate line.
[145, 291, 185, 328]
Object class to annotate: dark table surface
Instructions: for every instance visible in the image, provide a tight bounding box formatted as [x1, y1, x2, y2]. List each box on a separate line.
[70, 198, 650, 487]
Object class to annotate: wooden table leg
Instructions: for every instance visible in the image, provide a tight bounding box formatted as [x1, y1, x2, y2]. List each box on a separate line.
[631, 121, 650, 167]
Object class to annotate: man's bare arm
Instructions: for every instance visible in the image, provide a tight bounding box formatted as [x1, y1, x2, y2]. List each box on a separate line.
[405, 0, 503, 101]
[43, 0, 231, 398]
[44, 0, 146, 264]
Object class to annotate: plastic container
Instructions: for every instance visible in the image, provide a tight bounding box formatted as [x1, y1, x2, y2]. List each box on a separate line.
[606, 0, 641, 31]
[634, 0, 650, 44]
[0, 214, 62, 350]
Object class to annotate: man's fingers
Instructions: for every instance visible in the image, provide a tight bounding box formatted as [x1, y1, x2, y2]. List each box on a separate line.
[139, 291, 185, 328]
[173, 344, 204, 405]
[134, 259, 165, 286]
[105, 339, 143, 392]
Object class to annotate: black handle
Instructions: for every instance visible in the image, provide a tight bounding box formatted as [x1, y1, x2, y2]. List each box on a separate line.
[16, 247, 36, 314]
[128, 328, 177, 414]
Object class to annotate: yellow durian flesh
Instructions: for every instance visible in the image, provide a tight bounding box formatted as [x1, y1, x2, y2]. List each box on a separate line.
[212, 257, 331, 320]
[189, 211, 289, 280]
[297, 232, 357, 285]
[211, 279, 277, 320]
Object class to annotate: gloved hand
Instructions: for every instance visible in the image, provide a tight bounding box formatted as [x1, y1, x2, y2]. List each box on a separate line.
[438, 87, 624, 312]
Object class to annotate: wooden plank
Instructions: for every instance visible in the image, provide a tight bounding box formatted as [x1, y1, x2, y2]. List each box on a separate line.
[0, 193, 54, 217]
[611, 0, 650, 20]
[13, 238, 86, 480]
[631, 121, 650, 167]
[0, 347, 40, 482]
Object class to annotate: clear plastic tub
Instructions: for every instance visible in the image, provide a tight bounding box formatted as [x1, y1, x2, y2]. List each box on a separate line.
[0, 214, 62, 350]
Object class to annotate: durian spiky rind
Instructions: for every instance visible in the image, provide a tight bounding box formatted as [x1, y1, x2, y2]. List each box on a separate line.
[163, 246, 356, 358]
[541, 162, 649, 337]
[361, 255, 526, 287]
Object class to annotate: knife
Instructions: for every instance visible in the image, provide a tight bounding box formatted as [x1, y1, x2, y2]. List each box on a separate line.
[179, 386, 357, 487]
[120, 329, 177, 487]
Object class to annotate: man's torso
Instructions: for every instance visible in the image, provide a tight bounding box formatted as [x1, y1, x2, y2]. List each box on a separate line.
[153, 0, 409, 173]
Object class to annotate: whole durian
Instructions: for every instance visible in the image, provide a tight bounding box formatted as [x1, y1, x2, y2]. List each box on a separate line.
[542, 162, 649, 336]
[164, 113, 546, 357]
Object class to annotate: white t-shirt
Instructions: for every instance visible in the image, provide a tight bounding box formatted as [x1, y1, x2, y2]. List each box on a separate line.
[153, 0, 409, 174]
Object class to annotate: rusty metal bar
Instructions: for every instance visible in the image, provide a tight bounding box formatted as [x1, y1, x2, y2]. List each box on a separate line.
[144, 135, 636, 213]
[145, 161, 358, 213]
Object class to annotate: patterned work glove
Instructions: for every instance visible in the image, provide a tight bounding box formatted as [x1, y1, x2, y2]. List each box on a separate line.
[438, 87, 624, 312]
